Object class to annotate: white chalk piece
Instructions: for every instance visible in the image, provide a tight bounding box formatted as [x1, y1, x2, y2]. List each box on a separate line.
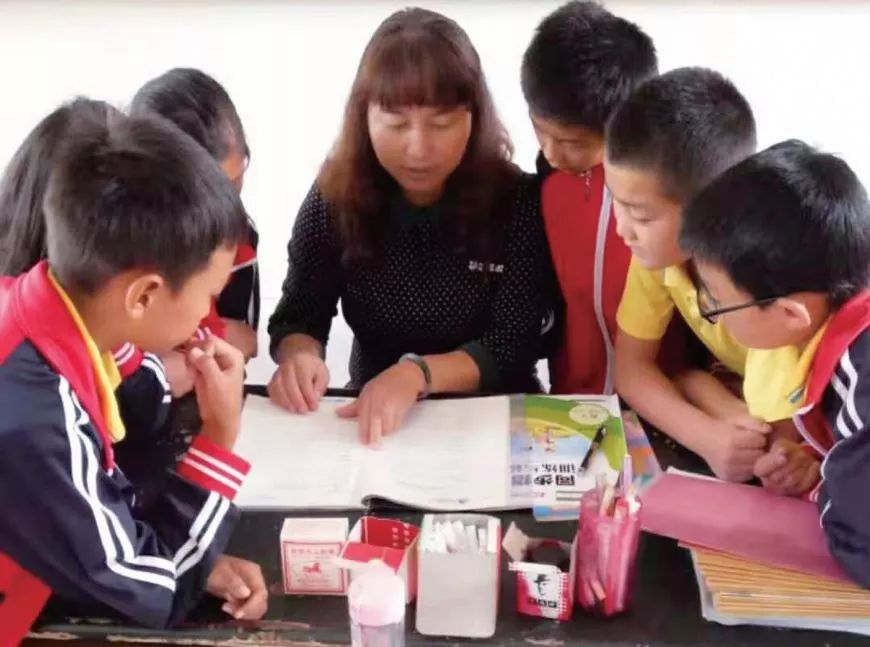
[478, 527, 488, 554]
[466, 524, 480, 553]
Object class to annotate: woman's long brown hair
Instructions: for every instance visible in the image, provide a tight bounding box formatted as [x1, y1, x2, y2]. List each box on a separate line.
[318, 7, 517, 266]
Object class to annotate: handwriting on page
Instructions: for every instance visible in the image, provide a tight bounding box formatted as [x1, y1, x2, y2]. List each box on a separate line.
[362, 397, 511, 509]
[233, 395, 514, 511]
[234, 397, 367, 509]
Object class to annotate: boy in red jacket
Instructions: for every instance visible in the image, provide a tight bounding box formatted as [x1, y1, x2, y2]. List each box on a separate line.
[521, 1, 664, 393]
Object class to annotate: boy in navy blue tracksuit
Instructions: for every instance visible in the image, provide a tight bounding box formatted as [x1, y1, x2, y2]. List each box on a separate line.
[0, 109, 267, 640]
[681, 140, 870, 587]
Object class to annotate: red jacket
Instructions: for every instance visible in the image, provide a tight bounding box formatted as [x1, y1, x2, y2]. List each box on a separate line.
[795, 291, 870, 454]
[541, 162, 627, 394]
[792, 291, 870, 587]
[540, 159, 691, 394]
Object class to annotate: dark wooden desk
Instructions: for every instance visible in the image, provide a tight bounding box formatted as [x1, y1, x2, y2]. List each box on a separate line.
[25, 392, 868, 646]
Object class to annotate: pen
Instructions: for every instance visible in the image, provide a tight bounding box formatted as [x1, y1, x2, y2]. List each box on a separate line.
[581, 425, 607, 470]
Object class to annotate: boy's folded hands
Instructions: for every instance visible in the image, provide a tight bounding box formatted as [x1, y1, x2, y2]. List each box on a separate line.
[754, 438, 821, 497]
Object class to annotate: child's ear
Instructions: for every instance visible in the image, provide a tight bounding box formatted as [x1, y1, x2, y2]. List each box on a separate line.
[124, 272, 166, 319]
[776, 296, 813, 332]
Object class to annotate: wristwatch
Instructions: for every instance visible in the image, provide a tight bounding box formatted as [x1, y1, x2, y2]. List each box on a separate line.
[399, 353, 432, 400]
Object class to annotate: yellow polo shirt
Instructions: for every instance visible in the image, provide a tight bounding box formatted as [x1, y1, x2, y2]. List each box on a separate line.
[742, 323, 829, 422]
[616, 258, 748, 376]
[49, 271, 127, 442]
[617, 258, 830, 423]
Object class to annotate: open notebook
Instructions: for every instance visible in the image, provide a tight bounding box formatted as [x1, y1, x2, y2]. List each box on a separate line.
[234, 395, 519, 511]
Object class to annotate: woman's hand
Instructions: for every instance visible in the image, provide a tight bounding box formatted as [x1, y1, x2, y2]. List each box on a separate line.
[268, 352, 330, 414]
[336, 361, 425, 446]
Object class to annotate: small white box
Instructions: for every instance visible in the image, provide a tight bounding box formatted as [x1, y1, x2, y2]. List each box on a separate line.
[415, 514, 501, 638]
[280, 517, 349, 595]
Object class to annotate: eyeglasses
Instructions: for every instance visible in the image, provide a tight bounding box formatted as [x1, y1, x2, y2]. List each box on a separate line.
[696, 284, 779, 324]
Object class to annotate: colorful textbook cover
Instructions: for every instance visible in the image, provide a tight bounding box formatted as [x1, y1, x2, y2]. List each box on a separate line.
[511, 395, 643, 521]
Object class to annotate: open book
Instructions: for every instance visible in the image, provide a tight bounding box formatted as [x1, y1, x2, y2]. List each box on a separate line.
[234, 395, 518, 511]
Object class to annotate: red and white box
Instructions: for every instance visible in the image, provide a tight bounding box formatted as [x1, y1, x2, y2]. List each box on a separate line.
[280, 517, 349, 595]
[502, 522, 576, 621]
[337, 516, 420, 603]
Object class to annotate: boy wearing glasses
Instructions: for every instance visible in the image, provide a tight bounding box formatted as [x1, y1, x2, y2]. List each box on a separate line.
[604, 68, 766, 482]
[680, 140, 870, 585]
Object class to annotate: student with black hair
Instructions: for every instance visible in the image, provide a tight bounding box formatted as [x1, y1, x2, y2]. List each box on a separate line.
[0, 99, 111, 277]
[0, 99, 173, 451]
[521, 0, 661, 395]
[606, 68, 765, 482]
[680, 140, 870, 587]
[131, 68, 260, 394]
[0, 110, 267, 640]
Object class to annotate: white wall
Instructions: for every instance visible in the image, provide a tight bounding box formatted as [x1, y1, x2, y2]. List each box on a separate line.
[2, 0, 868, 386]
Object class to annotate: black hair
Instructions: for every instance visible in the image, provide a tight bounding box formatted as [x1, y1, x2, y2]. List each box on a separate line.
[44, 112, 248, 294]
[680, 139, 870, 308]
[0, 98, 119, 276]
[130, 67, 248, 161]
[521, 1, 657, 133]
[605, 67, 757, 201]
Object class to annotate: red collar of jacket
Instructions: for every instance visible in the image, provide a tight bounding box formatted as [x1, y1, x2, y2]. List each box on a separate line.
[804, 290, 870, 407]
[0, 262, 114, 468]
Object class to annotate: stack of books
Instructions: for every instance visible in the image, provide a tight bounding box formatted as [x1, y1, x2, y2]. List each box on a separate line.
[689, 546, 870, 634]
[642, 469, 870, 636]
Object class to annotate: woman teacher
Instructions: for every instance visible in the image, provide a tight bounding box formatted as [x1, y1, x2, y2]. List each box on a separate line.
[268, 8, 551, 445]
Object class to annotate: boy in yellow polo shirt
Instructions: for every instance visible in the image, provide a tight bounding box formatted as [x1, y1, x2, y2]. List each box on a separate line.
[680, 140, 870, 586]
[605, 68, 764, 481]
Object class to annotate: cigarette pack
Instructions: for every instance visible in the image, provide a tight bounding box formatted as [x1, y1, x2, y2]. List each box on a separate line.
[503, 522, 576, 621]
[280, 517, 349, 595]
